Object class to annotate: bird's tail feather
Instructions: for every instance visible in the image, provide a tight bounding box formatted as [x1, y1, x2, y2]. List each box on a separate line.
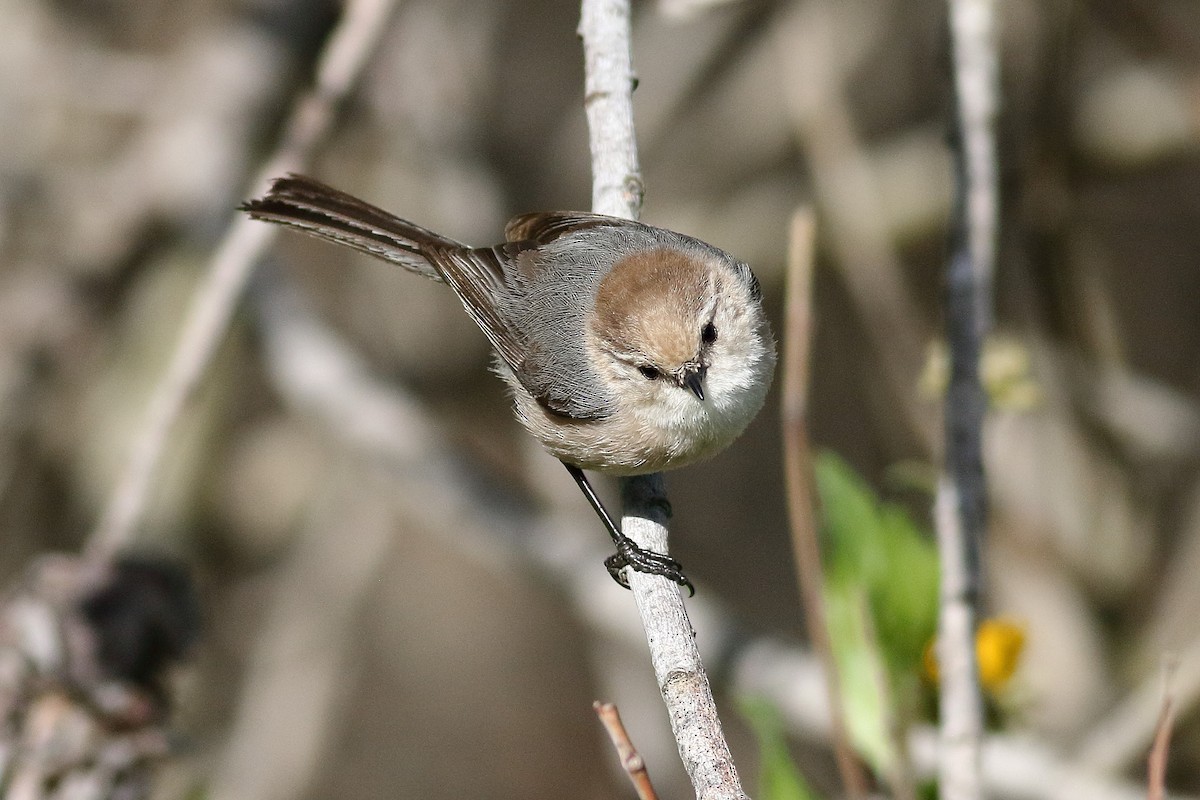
[241, 174, 462, 281]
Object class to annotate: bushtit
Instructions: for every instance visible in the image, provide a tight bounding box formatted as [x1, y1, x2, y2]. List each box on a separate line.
[243, 175, 775, 592]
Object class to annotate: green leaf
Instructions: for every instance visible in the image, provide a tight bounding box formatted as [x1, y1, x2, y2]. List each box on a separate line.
[871, 506, 939, 674]
[814, 452, 939, 675]
[739, 697, 820, 800]
[812, 451, 941, 773]
[814, 452, 886, 587]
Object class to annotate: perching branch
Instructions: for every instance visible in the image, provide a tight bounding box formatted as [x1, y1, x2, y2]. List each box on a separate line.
[578, 1, 748, 798]
[580, 0, 643, 220]
[936, 0, 999, 798]
[85, 0, 399, 563]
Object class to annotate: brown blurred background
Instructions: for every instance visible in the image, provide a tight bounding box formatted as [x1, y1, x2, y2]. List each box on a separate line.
[2, 0, 1199, 797]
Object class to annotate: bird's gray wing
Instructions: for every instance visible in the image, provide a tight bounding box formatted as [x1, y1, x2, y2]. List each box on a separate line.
[439, 238, 614, 421]
[423, 245, 528, 381]
[496, 223, 663, 421]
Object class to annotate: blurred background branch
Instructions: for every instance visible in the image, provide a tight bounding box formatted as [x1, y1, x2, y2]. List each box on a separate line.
[934, 0, 999, 796]
[780, 207, 870, 800]
[86, 0, 400, 563]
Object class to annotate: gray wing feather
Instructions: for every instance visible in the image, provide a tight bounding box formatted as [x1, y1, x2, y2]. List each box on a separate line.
[424, 246, 527, 380]
[500, 224, 674, 421]
[435, 237, 615, 420]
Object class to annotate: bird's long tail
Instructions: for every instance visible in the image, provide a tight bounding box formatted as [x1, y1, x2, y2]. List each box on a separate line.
[241, 174, 462, 281]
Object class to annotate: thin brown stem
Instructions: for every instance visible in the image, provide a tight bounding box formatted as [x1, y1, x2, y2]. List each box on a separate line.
[1147, 661, 1177, 800]
[780, 208, 869, 800]
[594, 701, 661, 800]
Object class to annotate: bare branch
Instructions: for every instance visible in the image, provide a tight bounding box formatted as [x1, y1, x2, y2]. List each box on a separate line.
[594, 701, 661, 800]
[936, 0, 999, 796]
[580, 0, 643, 219]
[780, 208, 869, 800]
[579, 1, 747, 797]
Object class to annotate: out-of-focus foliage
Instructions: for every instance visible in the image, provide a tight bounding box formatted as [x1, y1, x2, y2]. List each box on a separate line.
[740, 696, 821, 800]
[818, 451, 940, 677]
[920, 336, 1043, 411]
[816, 450, 939, 774]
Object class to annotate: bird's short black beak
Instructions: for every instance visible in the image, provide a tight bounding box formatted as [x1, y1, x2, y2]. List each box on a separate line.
[681, 365, 706, 401]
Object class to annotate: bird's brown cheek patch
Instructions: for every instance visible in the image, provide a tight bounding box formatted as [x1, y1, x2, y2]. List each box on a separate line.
[592, 248, 710, 364]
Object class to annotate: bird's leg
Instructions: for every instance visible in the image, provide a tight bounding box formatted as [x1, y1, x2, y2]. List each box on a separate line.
[562, 463, 694, 595]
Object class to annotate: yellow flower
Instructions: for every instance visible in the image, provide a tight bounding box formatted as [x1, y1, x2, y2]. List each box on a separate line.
[977, 618, 1026, 691]
[924, 617, 1026, 693]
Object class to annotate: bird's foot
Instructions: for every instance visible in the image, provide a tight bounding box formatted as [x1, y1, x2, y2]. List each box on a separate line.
[604, 535, 694, 596]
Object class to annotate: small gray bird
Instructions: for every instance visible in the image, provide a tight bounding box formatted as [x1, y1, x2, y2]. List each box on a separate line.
[243, 175, 775, 593]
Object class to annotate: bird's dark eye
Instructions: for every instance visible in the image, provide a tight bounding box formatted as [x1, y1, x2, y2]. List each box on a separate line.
[701, 322, 718, 344]
[638, 365, 660, 380]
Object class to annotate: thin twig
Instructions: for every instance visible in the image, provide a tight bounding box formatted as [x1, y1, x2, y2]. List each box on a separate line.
[1080, 638, 1200, 774]
[84, 0, 399, 563]
[579, 1, 747, 798]
[594, 701, 662, 800]
[776, 1, 935, 454]
[1147, 660, 1177, 800]
[779, 208, 869, 800]
[936, 0, 998, 797]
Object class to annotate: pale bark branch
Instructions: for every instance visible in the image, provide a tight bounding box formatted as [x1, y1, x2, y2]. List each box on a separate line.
[937, 0, 999, 797]
[579, 1, 747, 798]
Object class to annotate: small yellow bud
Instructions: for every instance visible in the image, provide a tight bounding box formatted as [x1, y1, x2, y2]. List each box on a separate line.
[977, 618, 1026, 691]
[923, 617, 1027, 693]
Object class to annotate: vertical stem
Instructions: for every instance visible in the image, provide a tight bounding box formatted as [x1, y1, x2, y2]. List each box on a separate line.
[580, 0, 644, 220]
[937, 0, 998, 798]
[779, 209, 869, 800]
[579, 2, 747, 798]
[933, 478, 983, 800]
